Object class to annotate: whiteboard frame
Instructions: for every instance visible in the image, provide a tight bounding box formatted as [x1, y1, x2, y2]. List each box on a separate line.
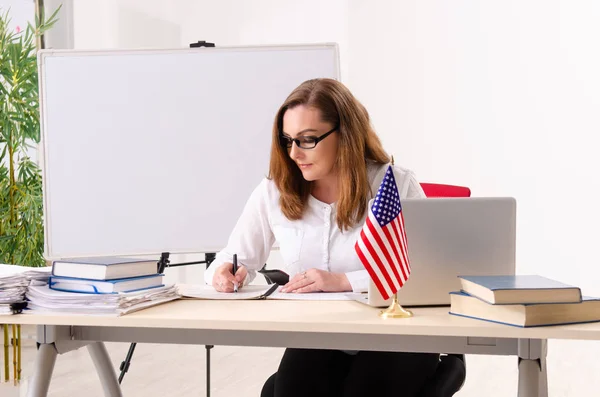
[38, 43, 340, 260]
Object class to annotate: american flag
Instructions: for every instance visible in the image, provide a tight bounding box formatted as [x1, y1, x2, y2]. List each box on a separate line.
[354, 166, 411, 300]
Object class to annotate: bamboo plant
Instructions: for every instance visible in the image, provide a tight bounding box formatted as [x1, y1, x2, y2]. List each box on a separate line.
[0, 6, 60, 267]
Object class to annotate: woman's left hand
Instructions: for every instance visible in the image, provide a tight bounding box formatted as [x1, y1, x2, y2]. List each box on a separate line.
[281, 268, 351, 293]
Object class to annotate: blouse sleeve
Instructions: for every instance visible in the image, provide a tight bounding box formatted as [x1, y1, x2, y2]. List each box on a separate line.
[204, 179, 275, 285]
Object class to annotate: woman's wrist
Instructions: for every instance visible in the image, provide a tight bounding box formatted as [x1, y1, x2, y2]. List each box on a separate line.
[334, 272, 352, 292]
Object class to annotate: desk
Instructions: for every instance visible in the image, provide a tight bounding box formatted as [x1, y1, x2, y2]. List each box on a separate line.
[4, 299, 600, 397]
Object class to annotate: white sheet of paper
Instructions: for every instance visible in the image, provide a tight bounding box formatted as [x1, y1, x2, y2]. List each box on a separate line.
[268, 290, 352, 301]
[176, 284, 274, 300]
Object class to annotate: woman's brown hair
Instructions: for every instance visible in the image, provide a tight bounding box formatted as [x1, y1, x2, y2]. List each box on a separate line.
[269, 78, 390, 230]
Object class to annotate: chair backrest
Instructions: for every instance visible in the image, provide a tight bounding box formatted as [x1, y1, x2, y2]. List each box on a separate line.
[420, 183, 471, 198]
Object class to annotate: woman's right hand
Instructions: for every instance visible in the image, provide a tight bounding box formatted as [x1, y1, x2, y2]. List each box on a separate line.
[212, 262, 247, 292]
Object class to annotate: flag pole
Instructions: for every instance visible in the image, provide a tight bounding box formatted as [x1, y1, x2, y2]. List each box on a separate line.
[379, 292, 413, 319]
[379, 154, 413, 319]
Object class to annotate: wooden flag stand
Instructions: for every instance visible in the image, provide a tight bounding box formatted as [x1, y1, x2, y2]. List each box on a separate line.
[379, 292, 413, 319]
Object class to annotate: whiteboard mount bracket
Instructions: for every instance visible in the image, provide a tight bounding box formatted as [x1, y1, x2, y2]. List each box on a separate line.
[190, 40, 215, 48]
[156, 252, 217, 273]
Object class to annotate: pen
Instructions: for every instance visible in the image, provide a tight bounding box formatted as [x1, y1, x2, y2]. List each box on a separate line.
[232, 254, 238, 293]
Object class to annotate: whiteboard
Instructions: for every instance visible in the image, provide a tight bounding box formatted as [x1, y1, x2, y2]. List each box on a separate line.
[39, 44, 340, 259]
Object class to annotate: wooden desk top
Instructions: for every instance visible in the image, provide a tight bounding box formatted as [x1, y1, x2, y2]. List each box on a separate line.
[3, 299, 600, 341]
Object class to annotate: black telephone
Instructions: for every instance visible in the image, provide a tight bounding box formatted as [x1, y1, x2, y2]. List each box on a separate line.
[258, 267, 290, 285]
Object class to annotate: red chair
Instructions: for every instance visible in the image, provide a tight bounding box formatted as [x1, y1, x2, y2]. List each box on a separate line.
[420, 183, 471, 198]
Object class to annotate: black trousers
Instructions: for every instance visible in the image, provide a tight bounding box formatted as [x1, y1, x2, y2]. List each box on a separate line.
[266, 348, 440, 397]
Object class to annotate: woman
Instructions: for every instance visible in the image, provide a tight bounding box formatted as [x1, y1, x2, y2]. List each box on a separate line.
[204, 78, 438, 397]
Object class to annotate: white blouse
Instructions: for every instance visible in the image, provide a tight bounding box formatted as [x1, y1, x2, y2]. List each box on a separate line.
[204, 162, 426, 292]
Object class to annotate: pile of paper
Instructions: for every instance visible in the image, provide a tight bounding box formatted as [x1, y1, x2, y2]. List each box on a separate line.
[25, 284, 180, 316]
[0, 264, 52, 314]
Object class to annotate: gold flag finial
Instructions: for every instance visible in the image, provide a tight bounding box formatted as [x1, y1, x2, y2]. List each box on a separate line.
[379, 292, 413, 319]
[391, 155, 395, 166]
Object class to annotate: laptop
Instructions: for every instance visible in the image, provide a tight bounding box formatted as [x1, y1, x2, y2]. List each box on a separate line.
[352, 197, 516, 307]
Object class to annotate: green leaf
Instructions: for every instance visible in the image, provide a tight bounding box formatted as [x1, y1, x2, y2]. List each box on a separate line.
[0, 5, 55, 266]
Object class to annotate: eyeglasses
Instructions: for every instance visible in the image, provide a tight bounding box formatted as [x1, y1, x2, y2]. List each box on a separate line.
[279, 126, 338, 150]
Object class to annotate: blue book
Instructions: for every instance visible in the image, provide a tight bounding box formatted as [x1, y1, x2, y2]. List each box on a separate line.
[458, 275, 582, 304]
[449, 291, 600, 328]
[51, 256, 157, 280]
[49, 274, 164, 294]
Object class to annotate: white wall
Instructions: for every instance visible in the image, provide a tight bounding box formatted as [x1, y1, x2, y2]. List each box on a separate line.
[1, 1, 36, 165]
[68, 1, 600, 395]
[348, 2, 600, 395]
[0, 0, 33, 30]
[42, 0, 74, 49]
[349, 0, 600, 283]
[72, 0, 350, 84]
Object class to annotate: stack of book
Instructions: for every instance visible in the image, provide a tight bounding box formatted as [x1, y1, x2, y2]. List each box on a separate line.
[450, 275, 600, 327]
[49, 256, 163, 294]
[23, 256, 179, 315]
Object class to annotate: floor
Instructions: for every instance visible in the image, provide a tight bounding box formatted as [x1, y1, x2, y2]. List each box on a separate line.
[11, 328, 284, 397]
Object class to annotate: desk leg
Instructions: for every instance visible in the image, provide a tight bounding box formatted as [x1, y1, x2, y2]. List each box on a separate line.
[538, 340, 548, 397]
[27, 343, 58, 397]
[518, 359, 541, 397]
[87, 342, 123, 397]
[517, 339, 548, 397]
